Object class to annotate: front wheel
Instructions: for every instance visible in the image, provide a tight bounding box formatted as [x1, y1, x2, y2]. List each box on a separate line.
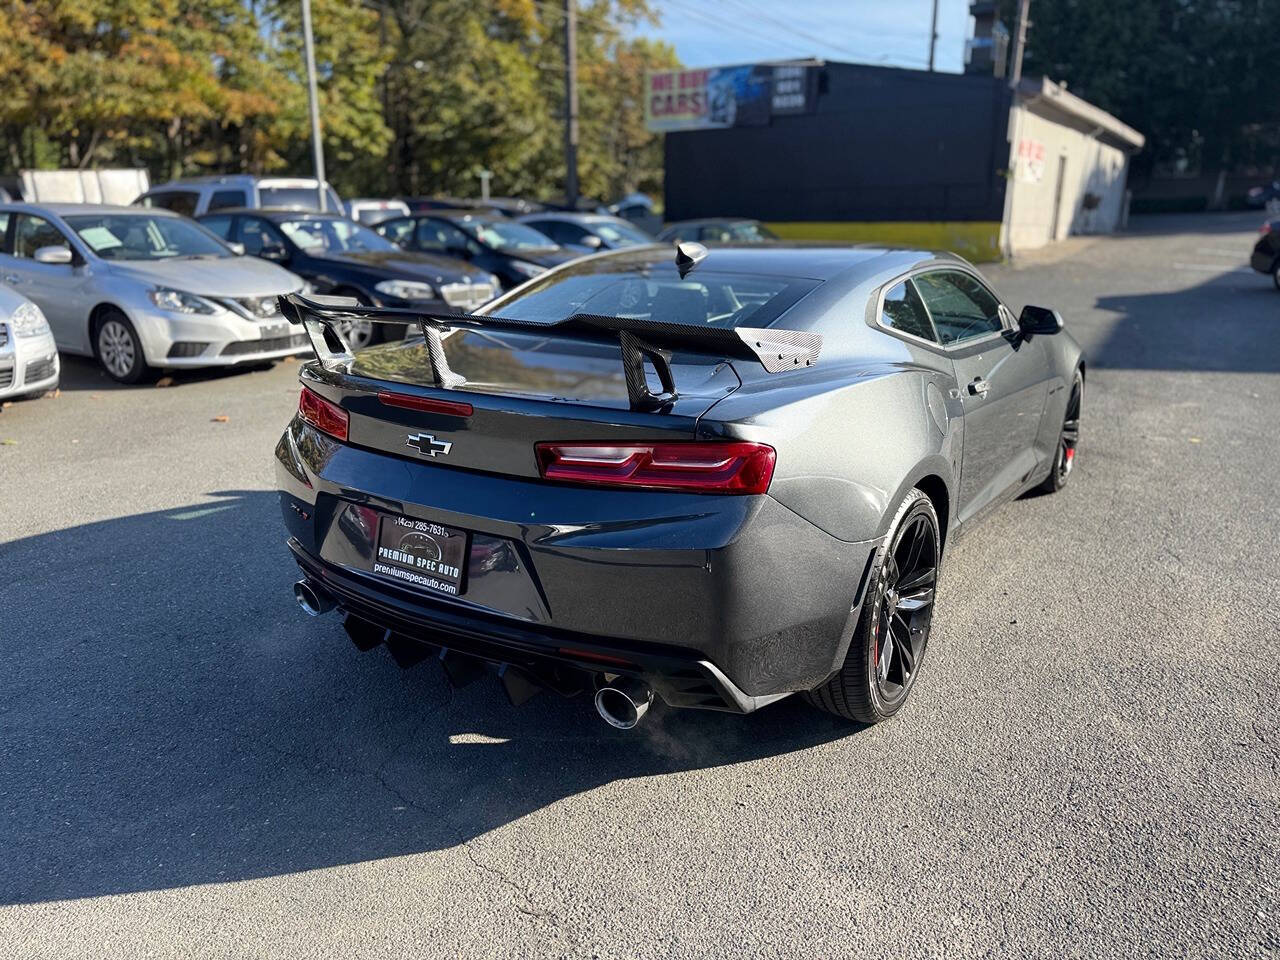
[94, 311, 152, 384]
[804, 488, 940, 723]
[1271, 263, 1280, 291]
[1036, 368, 1083, 494]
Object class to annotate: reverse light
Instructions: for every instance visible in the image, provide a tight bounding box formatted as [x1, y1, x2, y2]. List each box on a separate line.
[299, 385, 349, 441]
[535, 441, 776, 495]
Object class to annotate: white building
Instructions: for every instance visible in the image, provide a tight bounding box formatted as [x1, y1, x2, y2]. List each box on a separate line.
[1002, 76, 1146, 254]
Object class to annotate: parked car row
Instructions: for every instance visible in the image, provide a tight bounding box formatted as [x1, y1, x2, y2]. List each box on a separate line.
[0, 170, 785, 390]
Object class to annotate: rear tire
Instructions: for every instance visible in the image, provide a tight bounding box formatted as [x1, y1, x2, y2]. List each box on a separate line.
[804, 488, 940, 724]
[1272, 263, 1280, 291]
[334, 289, 379, 350]
[93, 310, 152, 384]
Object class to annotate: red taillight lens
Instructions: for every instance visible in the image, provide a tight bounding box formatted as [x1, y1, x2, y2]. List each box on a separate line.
[299, 385, 348, 441]
[377, 390, 473, 417]
[535, 441, 776, 495]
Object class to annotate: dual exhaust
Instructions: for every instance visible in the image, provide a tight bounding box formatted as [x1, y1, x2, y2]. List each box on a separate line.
[292, 578, 655, 728]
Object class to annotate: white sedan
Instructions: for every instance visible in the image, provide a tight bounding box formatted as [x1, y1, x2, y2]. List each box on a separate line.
[0, 286, 59, 401]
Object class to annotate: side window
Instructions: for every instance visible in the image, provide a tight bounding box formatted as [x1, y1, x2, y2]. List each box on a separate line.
[240, 218, 285, 255]
[912, 270, 1005, 345]
[537, 221, 587, 245]
[207, 190, 246, 211]
[200, 215, 233, 239]
[700, 225, 733, 243]
[12, 214, 69, 258]
[880, 280, 936, 342]
[418, 219, 468, 253]
[378, 218, 413, 246]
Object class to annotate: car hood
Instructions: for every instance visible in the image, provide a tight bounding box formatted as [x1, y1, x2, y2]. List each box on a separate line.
[107, 257, 303, 297]
[310, 250, 484, 283]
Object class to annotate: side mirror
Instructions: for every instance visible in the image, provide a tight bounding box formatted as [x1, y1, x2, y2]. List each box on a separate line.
[260, 243, 288, 262]
[34, 245, 73, 265]
[1018, 304, 1064, 336]
[580, 235, 604, 250]
[227, 241, 246, 256]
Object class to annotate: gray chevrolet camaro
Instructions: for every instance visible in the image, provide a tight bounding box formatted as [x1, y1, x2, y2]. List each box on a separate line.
[276, 242, 1083, 729]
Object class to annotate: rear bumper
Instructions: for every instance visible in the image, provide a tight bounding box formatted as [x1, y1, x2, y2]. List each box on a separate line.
[290, 541, 796, 713]
[276, 419, 880, 702]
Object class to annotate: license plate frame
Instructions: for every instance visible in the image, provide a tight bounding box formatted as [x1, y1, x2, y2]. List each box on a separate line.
[368, 513, 469, 597]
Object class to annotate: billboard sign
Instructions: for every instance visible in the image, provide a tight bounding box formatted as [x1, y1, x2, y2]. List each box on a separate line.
[645, 62, 819, 133]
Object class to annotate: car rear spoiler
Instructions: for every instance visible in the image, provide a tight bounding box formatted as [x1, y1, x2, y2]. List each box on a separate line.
[278, 293, 821, 412]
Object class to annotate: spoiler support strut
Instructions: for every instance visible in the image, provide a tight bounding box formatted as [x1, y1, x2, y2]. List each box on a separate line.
[278, 293, 821, 412]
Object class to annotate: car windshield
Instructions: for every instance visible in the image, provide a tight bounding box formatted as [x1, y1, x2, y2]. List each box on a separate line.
[701, 222, 779, 243]
[592, 220, 653, 245]
[458, 219, 558, 252]
[259, 185, 344, 211]
[64, 214, 231, 260]
[279, 218, 397, 254]
[490, 260, 819, 329]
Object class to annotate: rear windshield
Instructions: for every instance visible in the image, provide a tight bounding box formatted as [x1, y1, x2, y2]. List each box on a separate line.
[491, 263, 819, 329]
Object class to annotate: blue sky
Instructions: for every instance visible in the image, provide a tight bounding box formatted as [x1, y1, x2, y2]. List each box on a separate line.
[632, 0, 973, 73]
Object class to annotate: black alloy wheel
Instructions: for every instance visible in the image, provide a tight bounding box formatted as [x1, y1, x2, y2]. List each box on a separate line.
[869, 509, 939, 710]
[1038, 369, 1083, 493]
[805, 488, 940, 723]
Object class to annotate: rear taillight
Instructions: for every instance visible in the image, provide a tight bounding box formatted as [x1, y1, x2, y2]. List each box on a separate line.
[535, 441, 775, 495]
[299, 385, 348, 441]
[1261, 222, 1273, 235]
[377, 390, 473, 417]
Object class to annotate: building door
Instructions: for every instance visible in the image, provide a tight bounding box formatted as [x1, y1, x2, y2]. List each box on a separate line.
[1050, 155, 1068, 241]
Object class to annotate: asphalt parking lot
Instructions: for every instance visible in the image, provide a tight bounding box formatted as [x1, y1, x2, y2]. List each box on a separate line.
[1, 213, 1277, 958]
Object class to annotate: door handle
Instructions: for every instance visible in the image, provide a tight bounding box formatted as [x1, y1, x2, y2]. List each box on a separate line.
[968, 377, 990, 397]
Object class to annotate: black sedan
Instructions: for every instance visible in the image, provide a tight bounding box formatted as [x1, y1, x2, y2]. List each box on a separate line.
[277, 242, 1084, 729]
[373, 211, 578, 289]
[1250, 219, 1280, 289]
[198, 209, 500, 348]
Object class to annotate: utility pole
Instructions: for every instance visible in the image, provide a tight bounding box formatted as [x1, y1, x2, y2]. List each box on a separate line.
[562, 0, 579, 208]
[928, 0, 939, 72]
[1009, 0, 1031, 89]
[301, 0, 327, 211]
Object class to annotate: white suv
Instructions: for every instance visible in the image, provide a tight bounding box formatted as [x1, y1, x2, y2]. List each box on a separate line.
[135, 175, 343, 218]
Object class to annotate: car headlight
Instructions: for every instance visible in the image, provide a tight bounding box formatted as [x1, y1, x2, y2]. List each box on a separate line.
[9, 300, 51, 338]
[509, 261, 547, 279]
[374, 279, 436, 300]
[300, 280, 315, 295]
[149, 288, 217, 314]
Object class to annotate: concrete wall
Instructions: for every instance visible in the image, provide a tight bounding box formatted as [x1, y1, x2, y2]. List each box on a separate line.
[1003, 102, 1131, 253]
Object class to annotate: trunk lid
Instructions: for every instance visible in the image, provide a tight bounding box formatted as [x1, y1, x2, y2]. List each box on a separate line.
[315, 329, 741, 479]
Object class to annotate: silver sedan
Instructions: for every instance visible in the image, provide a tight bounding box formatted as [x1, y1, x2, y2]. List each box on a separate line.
[0, 203, 309, 383]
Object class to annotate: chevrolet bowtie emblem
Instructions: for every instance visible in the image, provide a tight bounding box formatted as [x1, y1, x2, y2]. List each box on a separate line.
[406, 433, 452, 457]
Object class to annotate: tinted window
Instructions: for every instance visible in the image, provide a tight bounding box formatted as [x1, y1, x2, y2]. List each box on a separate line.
[278, 218, 396, 254]
[12, 215, 69, 258]
[529, 220, 586, 245]
[493, 263, 819, 329]
[144, 191, 201, 216]
[417, 218, 470, 253]
[377, 217, 414, 246]
[240, 218, 287, 255]
[913, 270, 1005, 344]
[63, 213, 230, 260]
[880, 280, 936, 342]
[258, 185, 343, 212]
[591, 220, 651, 245]
[200, 215, 233, 239]
[208, 190, 246, 211]
[457, 218, 558, 252]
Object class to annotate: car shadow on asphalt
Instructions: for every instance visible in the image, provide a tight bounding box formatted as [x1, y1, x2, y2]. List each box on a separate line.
[1090, 277, 1280, 373]
[1, 490, 858, 905]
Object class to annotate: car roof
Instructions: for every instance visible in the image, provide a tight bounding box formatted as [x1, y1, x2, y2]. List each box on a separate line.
[521, 212, 620, 223]
[665, 218, 760, 228]
[568, 243, 964, 283]
[146, 175, 330, 187]
[418, 209, 509, 223]
[0, 202, 179, 217]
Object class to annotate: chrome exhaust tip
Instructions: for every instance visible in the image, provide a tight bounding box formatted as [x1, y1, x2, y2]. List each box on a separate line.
[593, 678, 654, 730]
[293, 579, 335, 617]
